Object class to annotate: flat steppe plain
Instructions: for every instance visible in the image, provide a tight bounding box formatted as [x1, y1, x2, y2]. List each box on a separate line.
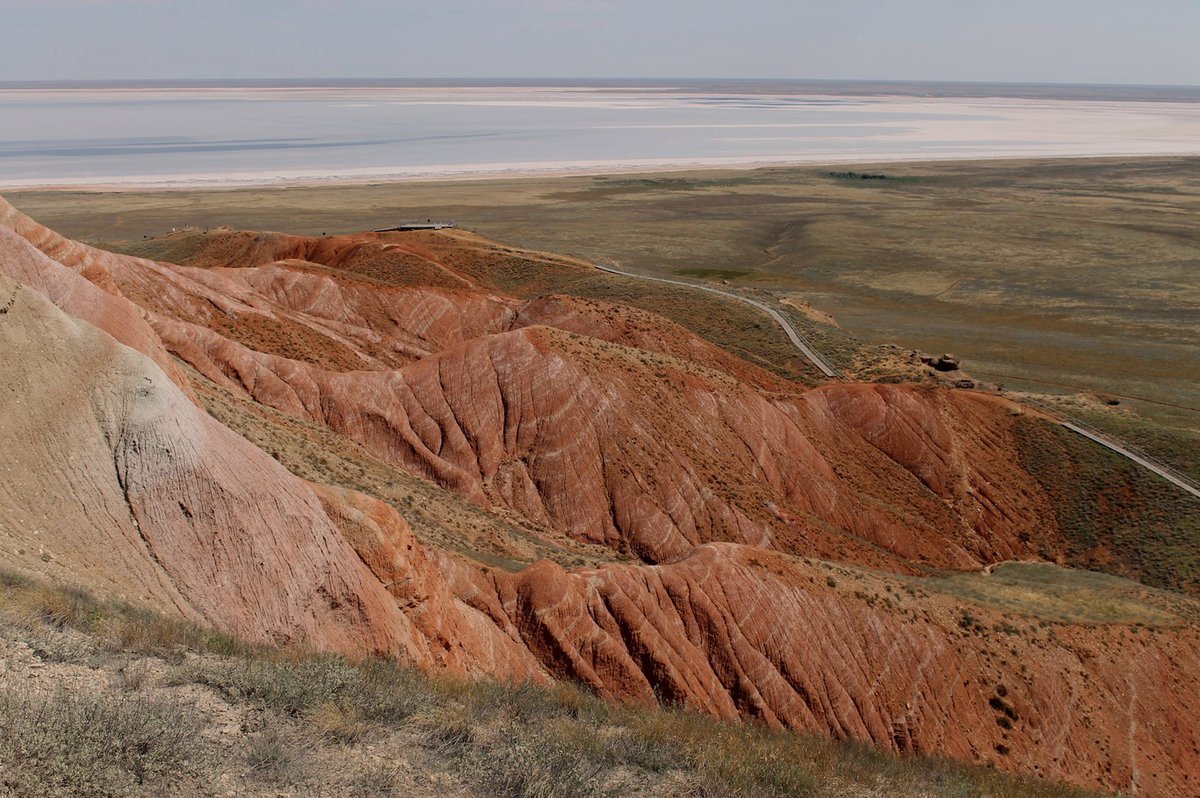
[10, 157, 1199, 432]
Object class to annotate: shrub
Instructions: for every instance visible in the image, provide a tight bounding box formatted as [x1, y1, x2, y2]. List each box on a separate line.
[309, 700, 367, 743]
[474, 721, 608, 798]
[190, 653, 435, 730]
[245, 723, 304, 783]
[0, 689, 205, 798]
[346, 761, 408, 797]
[190, 655, 359, 716]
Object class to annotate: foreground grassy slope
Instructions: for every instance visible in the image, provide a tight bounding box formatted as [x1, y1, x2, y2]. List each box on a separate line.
[0, 569, 1112, 798]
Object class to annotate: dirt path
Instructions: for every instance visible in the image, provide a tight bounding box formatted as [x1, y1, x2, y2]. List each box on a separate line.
[594, 264, 841, 378]
[1061, 420, 1200, 500]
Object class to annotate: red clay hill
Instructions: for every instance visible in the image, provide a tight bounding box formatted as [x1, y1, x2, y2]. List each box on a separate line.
[2, 197, 1197, 796]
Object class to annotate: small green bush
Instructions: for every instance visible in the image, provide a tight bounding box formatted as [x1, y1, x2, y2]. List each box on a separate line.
[245, 723, 304, 783]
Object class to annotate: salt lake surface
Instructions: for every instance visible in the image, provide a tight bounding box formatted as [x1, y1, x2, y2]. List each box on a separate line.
[2, 80, 1200, 188]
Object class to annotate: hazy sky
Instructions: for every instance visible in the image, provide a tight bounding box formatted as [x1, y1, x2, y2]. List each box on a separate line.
[3, 0, 1198, 85]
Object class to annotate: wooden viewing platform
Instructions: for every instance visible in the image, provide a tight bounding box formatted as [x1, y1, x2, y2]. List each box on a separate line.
[374, 221, 457, 232]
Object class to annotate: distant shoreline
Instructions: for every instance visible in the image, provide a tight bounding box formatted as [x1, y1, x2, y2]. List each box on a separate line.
[6, 86, 1200, 192]
[7, 151, 1200, 193]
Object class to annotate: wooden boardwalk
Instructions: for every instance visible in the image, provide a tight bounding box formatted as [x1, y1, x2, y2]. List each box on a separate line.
[374, 221, 456, 232]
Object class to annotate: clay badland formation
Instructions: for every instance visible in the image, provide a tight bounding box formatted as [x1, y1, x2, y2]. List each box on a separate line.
[1, 196, 1198, 796]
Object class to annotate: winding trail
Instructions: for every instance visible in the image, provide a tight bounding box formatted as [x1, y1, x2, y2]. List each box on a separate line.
[594, 264, 841, 378]
[594, 263, 1200, 502]
[1061, 421, 1200, 500]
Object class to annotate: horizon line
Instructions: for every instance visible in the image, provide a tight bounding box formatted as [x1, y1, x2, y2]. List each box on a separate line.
[3, 76, 1200, 90]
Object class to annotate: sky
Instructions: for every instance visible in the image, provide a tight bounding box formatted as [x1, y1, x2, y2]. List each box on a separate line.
[2, 0, 1198, 86]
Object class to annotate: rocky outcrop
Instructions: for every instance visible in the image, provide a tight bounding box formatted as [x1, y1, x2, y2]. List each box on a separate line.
[144, 307, 1058, 570]
[512, 293, 797, 392]
[318, 487, 1200, 797]
[920, 352, 962, 372]
[0, 199, 1059, 571]
[0, 226, 193, 395]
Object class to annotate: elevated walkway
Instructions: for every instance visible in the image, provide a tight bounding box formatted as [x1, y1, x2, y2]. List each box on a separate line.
[374, 221, 457, 232]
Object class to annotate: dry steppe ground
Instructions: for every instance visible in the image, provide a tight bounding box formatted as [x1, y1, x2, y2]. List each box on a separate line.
[10, 157, 1199, 429]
